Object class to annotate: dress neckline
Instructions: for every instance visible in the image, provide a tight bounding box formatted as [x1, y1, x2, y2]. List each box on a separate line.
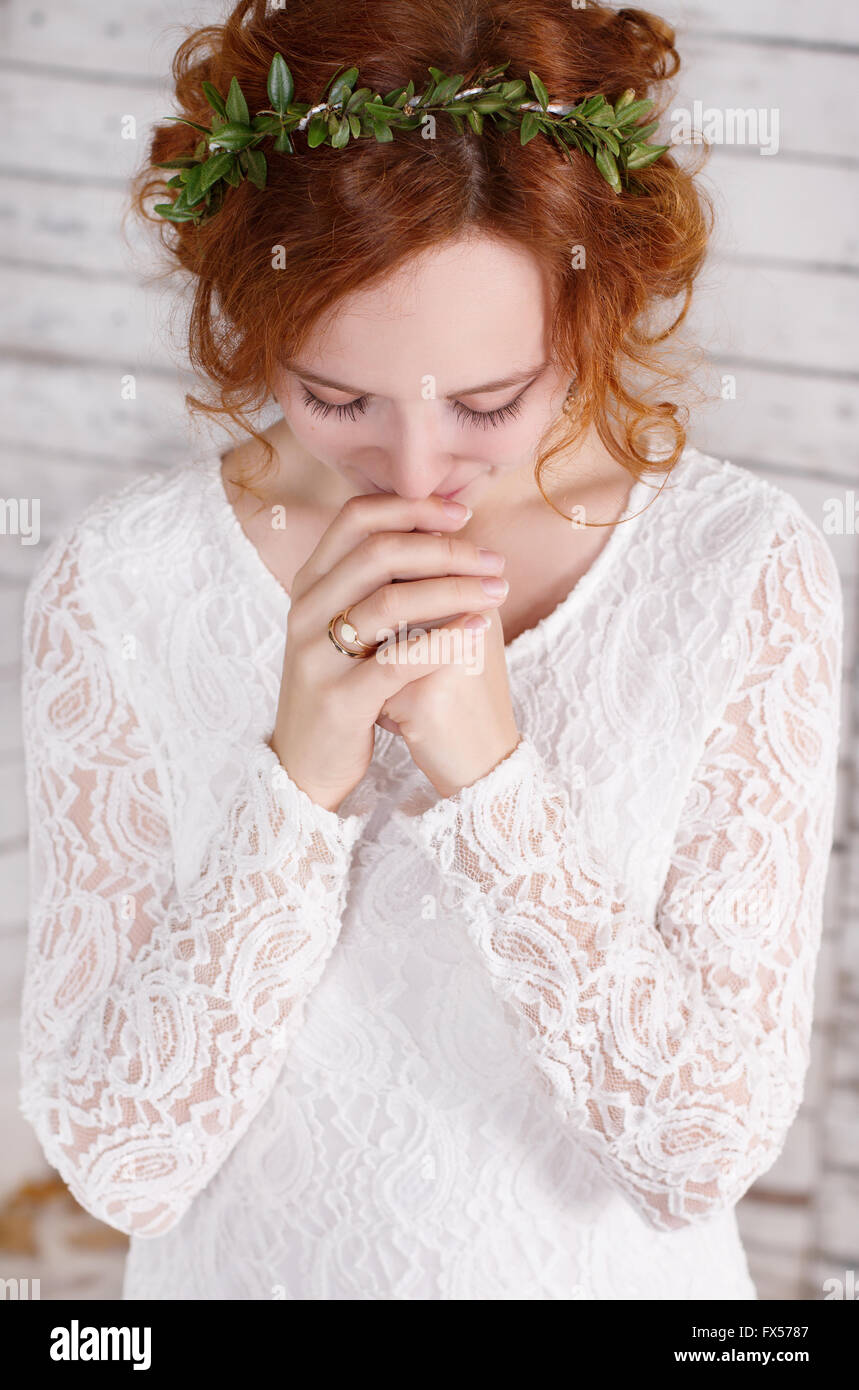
[196, 448, 675, 664]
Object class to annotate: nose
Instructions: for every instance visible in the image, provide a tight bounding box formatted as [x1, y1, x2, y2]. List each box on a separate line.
[375, 402, 455, 499]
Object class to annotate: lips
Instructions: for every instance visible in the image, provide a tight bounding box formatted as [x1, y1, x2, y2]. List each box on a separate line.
[365, 478, 477, 498]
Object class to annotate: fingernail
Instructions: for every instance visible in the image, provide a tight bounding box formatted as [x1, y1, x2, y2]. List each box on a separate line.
[443, 499, 472, 518]
[464, 613, 491, 629]
[481, 576, 509, 596]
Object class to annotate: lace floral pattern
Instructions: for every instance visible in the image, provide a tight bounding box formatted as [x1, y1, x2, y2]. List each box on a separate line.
[394, 497, 842, 1229]
[17, 447, 843, 1298]
[19, 538, 371, 1235]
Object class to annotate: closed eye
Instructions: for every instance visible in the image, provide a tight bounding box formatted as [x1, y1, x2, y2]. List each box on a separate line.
[300, 383, 531, 428]
[300, 386, 370, 421]
[450, 394, 526, 429]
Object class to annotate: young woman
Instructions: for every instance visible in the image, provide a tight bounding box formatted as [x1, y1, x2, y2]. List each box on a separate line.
[19, 0, 843, 1300]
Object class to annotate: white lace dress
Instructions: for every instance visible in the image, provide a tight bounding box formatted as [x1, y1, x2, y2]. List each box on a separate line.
[18, 444, 842, 1300]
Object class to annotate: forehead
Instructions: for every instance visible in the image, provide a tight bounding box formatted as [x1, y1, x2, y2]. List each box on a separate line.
[302, 232, 552, 395]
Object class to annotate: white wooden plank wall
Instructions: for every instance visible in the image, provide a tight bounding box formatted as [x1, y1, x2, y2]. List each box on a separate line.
[0, 0, 855, 1301]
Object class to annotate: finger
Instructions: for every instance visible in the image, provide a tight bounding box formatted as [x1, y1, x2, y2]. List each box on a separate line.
[344, 610, 493, 711]
[302, 530, 505, 629]
[337, 573, 509, 647]
[292, 492, 473, 593]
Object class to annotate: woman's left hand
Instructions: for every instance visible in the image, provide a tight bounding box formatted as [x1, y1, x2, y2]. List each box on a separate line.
[376, 605, 521, 798]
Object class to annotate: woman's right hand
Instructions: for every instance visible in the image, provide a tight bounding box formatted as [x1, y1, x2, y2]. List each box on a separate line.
[269, 493, 509, 812]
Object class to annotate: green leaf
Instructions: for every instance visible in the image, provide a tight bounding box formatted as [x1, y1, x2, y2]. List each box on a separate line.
[253, 113, 282, 135]
[520, 111, 541, 145]
[427, 66, 446, 85]
[364, 100, 398, 122]
[348, 114, 362, 138]
[577, 95, 606, 119]
[273, 127, 295, 154]
[222, 158, 242, 187]
[199, 149, 234, 192]
[529, 71, 550, 112]
[245, 148, 267, 188]
[327, 111, 340, 135]
[629, 120, 658, 143]
[615, 88, 636, 113]
[372, 121, 394, 142]
[164, 116, 213, 136]
[207, 121, 256, 151]
[331, 117, 350, 148]
[433, 74, 465, 103]
[202, 82, 227, 118]
[154, 202, 200, 223]
[307, 114, 329, 147]
[480, 62, 511, 81]
[267, 53, 295, 113]
[467, 108, 484, 135]
[226, 76, 250, 125]
[595, 145, 621, 193]
[500, 79, 527, 102]
[614, 98, 653, 127]
[625, 142, 668, 170]
[346, 86, 373, 113]
[474, 94, 507, 113]
[154, 157, 199, 169]
[592, 126, 620, 156]
[329, 67, 360, 105]
[182, 163, 208, 205]
[449, 112, 465, 135]
[589, 107, 620, 128]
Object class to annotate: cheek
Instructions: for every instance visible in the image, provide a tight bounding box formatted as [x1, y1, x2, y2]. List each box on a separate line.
[463, 394, 561, 466]
[460, 421, 532, 466]
[275, 387, 354, 463]
[285, 411, 338, 452]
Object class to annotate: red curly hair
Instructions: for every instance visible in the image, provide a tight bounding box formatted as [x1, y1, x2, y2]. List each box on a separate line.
[129, 0, 712, 512]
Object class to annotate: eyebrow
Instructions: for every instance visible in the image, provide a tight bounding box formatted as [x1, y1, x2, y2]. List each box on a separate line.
[287, 360, 550, 397]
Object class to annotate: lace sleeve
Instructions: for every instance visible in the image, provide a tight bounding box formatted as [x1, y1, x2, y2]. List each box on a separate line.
[394, 505, 843, 1232]
[18, 532, 370, 1237]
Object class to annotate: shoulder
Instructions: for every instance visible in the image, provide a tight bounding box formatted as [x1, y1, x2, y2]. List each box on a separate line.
[668, 449, 843, 691]
[658, 445, 841, 607]
[657, 445, 819, 534]
[23, 454, 225, 622]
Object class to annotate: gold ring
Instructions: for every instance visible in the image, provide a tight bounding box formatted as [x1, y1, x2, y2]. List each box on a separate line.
[327, 607, 382, 659]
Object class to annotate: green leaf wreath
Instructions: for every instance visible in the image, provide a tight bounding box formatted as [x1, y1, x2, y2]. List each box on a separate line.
[154, 54, 670, 226]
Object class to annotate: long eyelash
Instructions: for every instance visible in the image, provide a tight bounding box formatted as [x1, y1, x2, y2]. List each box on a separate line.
[301, 385, 370, 421]
[300, 384, 527, 428]
[451, 394, 526, 430]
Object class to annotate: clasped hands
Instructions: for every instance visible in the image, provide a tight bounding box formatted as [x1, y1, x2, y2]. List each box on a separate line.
[271, 491, 522, 812]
